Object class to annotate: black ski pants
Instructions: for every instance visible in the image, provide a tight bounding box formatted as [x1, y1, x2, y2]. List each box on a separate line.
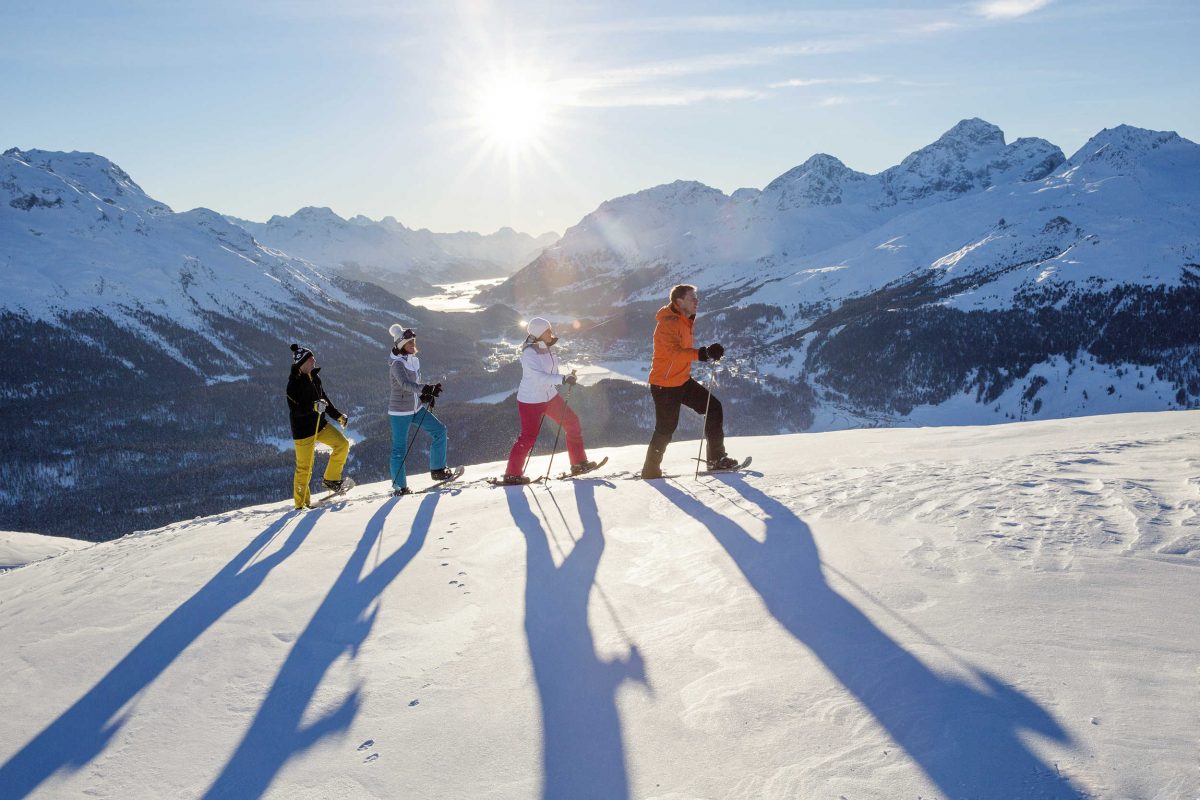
[643, 378, 725, 470]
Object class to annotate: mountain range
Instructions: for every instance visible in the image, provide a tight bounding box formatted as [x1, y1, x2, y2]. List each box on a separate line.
[482, 118, 1199, 426]
[227, 208, 557, 293]
[0, 147, 527, 539]
[3, 117, 1197, 539]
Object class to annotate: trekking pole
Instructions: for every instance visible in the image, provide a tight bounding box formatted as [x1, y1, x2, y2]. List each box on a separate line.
[399, 404, 431, 473]
[543, 374, 576, 482]
[398, 372, 443, 473]
[695, 363, 718, 479]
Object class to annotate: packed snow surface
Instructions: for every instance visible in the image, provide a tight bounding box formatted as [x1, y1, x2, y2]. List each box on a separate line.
[1, 411, 1197, 799]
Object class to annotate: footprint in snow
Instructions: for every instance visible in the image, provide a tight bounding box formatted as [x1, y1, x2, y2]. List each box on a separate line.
[357, 740, 374, 751]
[363, 753, 379, 764]
[409, 699, 419, 707]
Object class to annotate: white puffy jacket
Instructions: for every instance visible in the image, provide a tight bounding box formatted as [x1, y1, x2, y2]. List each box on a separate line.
[516, 342, 566, 403]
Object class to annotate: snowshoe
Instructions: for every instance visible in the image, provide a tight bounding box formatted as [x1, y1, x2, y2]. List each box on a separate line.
[487, 474, 539, 486]
[393, 486, 413, 497]
[430, 467, 461, 482]
[703, 456, 753, 474]
[556, 456, 610, 480]
[312, 476, 355, 505]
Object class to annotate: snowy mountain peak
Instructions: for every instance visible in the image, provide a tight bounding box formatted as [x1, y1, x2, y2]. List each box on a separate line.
[882, 119, 1063, 203]
[3, 147, 163, 214]
[1066, 125, 1190, 171]
[764, 153, 869, 208]
[934, 117, 1006, 149]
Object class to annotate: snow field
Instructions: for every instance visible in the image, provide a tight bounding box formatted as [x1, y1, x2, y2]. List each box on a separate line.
[0, 411, 1197, 798]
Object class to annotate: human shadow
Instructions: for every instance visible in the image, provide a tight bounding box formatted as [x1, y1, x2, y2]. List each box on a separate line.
[0, 509, 321, 800]
[649, 476, 1087, 799]
[203, 493, 435, 799]
[506, 482, 644, 800]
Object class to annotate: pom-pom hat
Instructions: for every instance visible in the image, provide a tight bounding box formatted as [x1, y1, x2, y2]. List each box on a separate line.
[526, 317, 552, 338]
[290, 343, 314, 367]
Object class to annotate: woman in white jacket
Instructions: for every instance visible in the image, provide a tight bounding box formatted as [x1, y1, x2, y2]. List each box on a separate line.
[500, 318, 595, 483]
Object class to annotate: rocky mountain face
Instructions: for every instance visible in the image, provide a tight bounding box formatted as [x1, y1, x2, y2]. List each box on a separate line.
[0, 148, 526, 539]
[480, 120, 1200, 427]
[227, 208, 558, 293]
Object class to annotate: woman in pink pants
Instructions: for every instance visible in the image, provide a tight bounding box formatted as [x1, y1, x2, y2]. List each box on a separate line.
[499, 317, 596, 484]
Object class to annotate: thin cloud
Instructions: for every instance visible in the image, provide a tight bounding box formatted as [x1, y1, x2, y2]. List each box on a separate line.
[770, 76, 884, 89]
[570, 87, 768, 109]
[975, 0, 1053, 20]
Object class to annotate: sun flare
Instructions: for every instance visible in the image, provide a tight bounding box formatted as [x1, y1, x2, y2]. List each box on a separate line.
[473, 70, 554, 151]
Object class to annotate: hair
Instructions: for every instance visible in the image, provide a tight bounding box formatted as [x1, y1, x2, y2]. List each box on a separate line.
[669, 284, 697, 304]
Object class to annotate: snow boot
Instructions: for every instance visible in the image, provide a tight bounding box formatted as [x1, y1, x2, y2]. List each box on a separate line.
[570, 460, 600, 476]
[430, 468, 457, 481]
[500, 474, 532, 485]
[706, 455, 740, 471]
[392, 486, 413, 497]
[322, 478, 345, 492]
[640, 444, 666, 479]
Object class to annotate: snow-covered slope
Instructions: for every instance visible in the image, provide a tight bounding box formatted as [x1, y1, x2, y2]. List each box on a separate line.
[228, 209, 558, 289]
[2, 412, 1197, 799]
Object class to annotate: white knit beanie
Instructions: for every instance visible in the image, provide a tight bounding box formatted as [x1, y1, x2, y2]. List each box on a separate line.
[526, 317, 552, 338]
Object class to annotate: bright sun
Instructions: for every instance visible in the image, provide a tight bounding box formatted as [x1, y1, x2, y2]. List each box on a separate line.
[474, 70, 553, 151]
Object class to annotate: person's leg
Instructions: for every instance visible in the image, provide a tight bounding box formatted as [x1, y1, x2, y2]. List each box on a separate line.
[680, 377, 725, 460]
[642, 384, 683, 476]
[293, 435, 316, 508]
[389, 413, 414, 489]
[544, 394, 587, 465]
[417, 410, 448, 470]
[505, 401, 548, 476]
[317, 423, 350, 481]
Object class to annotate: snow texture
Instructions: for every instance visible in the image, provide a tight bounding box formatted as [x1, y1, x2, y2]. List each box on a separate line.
[1, 410, 1197, 798]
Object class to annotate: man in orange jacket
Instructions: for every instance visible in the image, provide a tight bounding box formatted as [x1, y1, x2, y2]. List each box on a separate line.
[640, 284, 739, 478]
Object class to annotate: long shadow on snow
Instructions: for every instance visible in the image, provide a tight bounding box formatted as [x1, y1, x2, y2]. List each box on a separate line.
[649, 475, 1087, 800]
[0, 509, 321, 800]
[506, 482, 643, 800]
[203, 493, 434, 799]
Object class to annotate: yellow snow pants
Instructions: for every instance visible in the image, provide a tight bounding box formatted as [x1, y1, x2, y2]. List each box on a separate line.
[293, 423, 349, 508]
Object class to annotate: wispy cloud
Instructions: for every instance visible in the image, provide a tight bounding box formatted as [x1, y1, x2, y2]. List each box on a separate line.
[974, 0, 1054, 20]
[570, 87, 768, 108]
[769, 75, 884, 89]
[819, 96, 851, 107]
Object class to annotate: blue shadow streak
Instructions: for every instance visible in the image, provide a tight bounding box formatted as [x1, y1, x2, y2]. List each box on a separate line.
[505, 483, 641, 800]
[650, 476, 1087, 800]
[203, 493, 436, 799]
[0, 510, 321, 800]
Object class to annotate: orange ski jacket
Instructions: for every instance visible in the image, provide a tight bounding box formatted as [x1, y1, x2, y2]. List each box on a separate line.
[648, 303, 700, 387]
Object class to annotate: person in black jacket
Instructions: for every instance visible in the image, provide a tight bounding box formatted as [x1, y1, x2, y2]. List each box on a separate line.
[286, 343, 350, 509]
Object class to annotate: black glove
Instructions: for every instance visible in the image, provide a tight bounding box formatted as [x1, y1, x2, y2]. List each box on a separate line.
[697, 346, 709, 362]
[707, 342, 725, 361]
[419, 384, 436, 405]
[432, 382, 443, 397]
[563, 373, 578, 386]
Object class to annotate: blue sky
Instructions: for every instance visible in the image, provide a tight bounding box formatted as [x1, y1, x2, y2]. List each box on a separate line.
[3, 1, 1197, 236]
